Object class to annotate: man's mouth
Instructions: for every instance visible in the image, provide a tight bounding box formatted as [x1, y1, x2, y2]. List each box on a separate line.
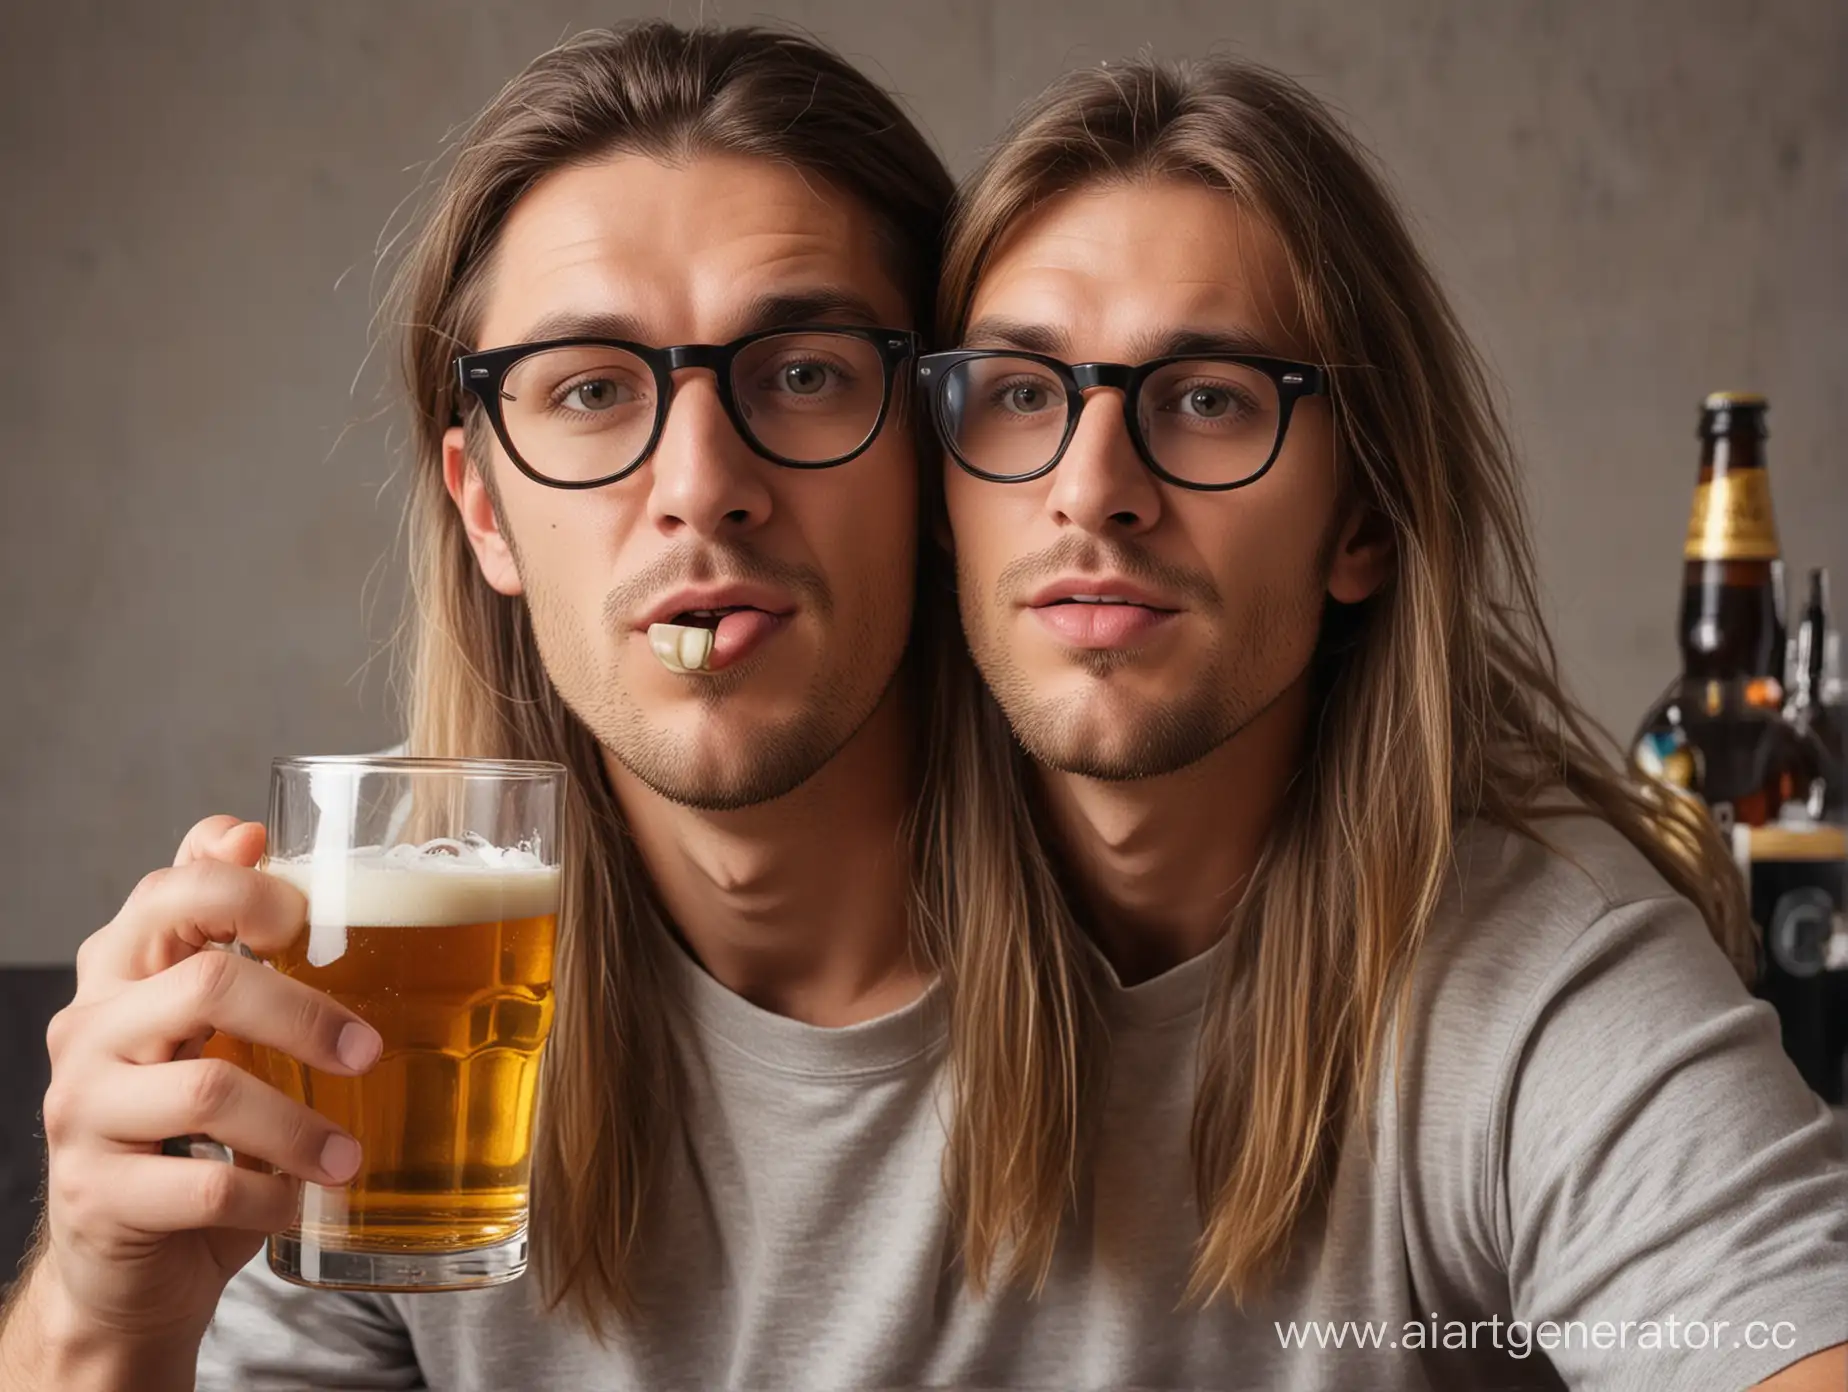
[646, 604, 789, 674]
[1027, 587, 1177, 649]
[671, 605, 756, 630]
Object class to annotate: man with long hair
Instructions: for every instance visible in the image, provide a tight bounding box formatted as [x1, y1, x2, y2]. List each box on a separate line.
[925, 57, 1848, 1390]
[0, 24, 1071, 1390]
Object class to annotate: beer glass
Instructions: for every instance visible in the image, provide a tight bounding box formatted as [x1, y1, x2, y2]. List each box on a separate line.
[255, 756, 565, 1291]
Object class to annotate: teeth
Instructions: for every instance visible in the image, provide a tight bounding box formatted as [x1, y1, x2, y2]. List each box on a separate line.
[1068, 595, 1132, 605]
[648, 622, 716, 674]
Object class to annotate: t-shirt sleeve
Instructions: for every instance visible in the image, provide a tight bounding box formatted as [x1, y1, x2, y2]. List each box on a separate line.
[1500, 893, 1848, 1391]
[196, 1253, 423, 1390]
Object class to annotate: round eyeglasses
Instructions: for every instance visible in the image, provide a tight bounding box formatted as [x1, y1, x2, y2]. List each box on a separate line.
[917, 350, 1326, 491]
[455, 326, 921, 489]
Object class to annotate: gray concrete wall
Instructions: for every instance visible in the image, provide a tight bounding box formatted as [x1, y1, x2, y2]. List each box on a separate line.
[3, 1, 1843, 963]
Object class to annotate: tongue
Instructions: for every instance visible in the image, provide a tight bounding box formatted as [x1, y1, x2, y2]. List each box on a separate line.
[706, 607, 780, 670]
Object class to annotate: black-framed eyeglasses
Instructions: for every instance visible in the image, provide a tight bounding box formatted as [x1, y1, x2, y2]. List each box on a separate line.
[916, 349, 1326, 492]
[455, 326, 921, 489]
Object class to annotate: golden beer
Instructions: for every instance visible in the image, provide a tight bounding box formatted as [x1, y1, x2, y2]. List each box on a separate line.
[257, 854, 560, 1280]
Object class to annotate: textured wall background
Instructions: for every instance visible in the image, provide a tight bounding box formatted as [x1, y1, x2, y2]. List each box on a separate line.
[2, 0, 1843, 963]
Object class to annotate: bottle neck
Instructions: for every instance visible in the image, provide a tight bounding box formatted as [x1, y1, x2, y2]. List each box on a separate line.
[1791, 618, 1822, 708]
[1679, 425, 1782, 680]
[1703, 431, 1764, 475]
[1679, 561, 1785, 680]
[1795, 573, 1830, 708]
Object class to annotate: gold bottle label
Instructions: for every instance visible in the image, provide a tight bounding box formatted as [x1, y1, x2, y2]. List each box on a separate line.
[1683, 470, 1779, 561]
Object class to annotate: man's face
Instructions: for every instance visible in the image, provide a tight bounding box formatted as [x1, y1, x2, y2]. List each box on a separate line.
[944, 179, 1385, 781]
[447, 154, 917, 809]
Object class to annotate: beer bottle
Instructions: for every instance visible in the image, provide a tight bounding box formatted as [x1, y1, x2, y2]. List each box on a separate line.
[1632, 392, 1827, 831]
[1786, 568, 1845, 820]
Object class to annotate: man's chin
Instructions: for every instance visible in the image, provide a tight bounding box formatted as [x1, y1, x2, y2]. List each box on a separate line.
[1017, 734, 1212, 783]
[995, 688, 1238, 783]
[595, 703, 860, 812]
[579, 640, 906, 812]
[607, 739, 832, 812]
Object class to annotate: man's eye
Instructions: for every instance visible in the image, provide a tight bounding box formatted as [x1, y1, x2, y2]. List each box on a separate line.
[744, 353, 855, 401]
[1162, 381, 1259, 421]
[786, 363, 827, 395]
[989, 379, 1061, 415]
[560, 378, 634, 412]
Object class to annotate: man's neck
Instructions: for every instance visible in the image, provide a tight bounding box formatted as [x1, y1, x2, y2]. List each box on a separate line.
[605, 686, 926, 1028]
[1037, 675, 1310, 987]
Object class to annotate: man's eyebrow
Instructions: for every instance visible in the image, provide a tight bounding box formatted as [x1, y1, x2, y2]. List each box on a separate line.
[961, 318, 1285, 362]
[737, 288, 891, 333]
[515, 309, 648, 346]
[963, 316, 1069, 356]
[1131, 326, 1284, 361]
[511, 289, 890, 350]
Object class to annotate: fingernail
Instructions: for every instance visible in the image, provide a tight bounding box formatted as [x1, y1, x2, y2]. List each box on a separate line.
[319, 1133, 361, 1184]
[336, 1021, 382, 1072]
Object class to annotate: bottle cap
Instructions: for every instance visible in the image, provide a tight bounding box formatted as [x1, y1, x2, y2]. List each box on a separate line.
[1699, 392, 1768, 439]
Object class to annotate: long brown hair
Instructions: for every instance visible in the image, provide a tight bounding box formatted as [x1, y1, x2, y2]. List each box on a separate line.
[937, 58, 1753, 1304]
[380, 22, 993, 1329]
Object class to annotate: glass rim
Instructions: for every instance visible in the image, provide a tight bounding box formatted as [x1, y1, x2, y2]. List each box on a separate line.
[270, 755, 567, 781]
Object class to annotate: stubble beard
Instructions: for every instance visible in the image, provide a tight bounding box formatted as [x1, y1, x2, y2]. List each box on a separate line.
[503, 518, 903, 811]
[534, 596, 899, 811]
[962, 552, 1325, 784]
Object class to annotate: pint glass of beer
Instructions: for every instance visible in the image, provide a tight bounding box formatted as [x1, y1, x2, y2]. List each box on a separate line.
[255, 756, 565, 1292]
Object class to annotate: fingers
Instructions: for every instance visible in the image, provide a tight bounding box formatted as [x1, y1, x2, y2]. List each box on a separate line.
[174, 816, 265, 870]
[78, 949, 381, 1073]
[49, 1057, 362, 1186]
[199, 1027, 255, 1071]
[76, 857, 309, 987]
[52, 1151, 303, 1238]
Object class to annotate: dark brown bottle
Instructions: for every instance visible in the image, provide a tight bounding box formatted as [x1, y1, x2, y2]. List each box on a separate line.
[1632, 393, 1827, 832]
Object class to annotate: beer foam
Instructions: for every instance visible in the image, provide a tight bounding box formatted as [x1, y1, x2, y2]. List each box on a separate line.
[265, 838, 560, 967]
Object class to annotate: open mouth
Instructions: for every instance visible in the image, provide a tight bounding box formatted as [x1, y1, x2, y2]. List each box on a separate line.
[649, 604, 789, 672]
[670, 605, 760, 630]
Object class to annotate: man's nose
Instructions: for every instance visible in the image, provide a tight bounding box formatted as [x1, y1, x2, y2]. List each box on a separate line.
[643, 370, 774, 539]
[1042, 388, 1163, 536]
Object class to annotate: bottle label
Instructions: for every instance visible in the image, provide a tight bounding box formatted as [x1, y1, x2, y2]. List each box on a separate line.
[1684, 471, 1779, 560]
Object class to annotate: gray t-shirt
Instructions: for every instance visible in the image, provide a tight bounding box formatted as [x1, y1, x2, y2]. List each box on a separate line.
[196, 814, 1848, 1390]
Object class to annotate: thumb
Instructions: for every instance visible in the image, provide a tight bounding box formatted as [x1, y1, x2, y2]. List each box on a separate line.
[174, 816, 267, 869]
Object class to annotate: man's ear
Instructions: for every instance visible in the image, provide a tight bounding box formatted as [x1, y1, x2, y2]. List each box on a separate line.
[442, 425, 523, 597]
[1326, 502, 1394, 605]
